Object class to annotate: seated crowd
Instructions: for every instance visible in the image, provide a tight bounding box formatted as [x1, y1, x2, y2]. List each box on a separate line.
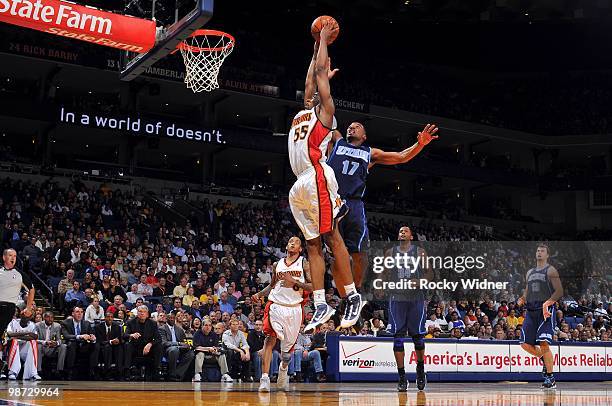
[1, 178, 610, 382]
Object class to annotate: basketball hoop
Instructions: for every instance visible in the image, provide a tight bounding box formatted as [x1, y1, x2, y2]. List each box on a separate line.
[176, 29, 235, 93]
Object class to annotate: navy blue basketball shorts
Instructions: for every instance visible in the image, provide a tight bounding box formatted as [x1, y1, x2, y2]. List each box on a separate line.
[520, 306, 555, 345]
[338, 199, 369, 253]
[387, 299, 427, 337]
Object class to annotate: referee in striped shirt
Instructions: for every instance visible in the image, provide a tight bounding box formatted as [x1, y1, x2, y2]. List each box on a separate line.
[0, 248, 35, 339]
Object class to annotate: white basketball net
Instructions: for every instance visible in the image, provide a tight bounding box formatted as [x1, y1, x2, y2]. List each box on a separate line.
[178, 31, 234, 93]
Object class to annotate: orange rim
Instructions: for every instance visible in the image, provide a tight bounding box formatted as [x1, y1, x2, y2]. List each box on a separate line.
[176, 29, 235, 53]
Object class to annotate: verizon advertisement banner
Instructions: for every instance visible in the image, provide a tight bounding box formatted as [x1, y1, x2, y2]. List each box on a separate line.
[338, 338, 612, 375]
[0, 0, 155, 52]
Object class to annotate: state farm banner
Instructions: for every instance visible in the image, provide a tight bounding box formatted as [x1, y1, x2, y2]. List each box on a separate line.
[0, 0, 155, 53]
[336, 337, 612, 375]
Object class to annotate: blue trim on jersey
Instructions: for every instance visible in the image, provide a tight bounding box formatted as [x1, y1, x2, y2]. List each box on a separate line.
[418, 303, 427, 335]
[357, 204, 367, 251]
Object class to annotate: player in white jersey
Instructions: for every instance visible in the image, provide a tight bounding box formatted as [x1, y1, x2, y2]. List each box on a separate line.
[252, 236, 312, 392]
[6, 313, 41, 380]
[289, 21, 365, 335]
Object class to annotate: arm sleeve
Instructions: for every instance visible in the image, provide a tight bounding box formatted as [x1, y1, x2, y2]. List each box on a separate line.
[61, 322, 76, 341]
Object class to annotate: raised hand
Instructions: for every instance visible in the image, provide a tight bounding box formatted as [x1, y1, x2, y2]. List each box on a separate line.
[319, 21, 339, 44]
[417, 124, 439, 146]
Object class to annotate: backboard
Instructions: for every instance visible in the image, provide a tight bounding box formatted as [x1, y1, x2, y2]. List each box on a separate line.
[119, 0, 214, 81]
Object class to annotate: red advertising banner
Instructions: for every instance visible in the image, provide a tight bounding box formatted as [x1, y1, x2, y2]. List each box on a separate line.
[0, 0, 155, 53]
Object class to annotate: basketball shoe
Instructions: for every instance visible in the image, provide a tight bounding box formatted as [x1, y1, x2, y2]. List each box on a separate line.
[277, 364, 290, 392]
[305, 303, 335, 333]
[340, 291, 366, 328]
[541, 374, 556, 389]
[416, 362, 427, 391]
[397, 375, 408, 391]
[258, 374, 271, 392]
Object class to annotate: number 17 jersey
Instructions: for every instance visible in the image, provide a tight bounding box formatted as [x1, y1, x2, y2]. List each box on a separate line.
[327, 138, 371, 199]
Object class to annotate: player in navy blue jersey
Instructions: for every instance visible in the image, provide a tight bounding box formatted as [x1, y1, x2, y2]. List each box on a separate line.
[385, 226, 433, 391]
[327, 122, 439, 297]
[517, 244, 563, 389]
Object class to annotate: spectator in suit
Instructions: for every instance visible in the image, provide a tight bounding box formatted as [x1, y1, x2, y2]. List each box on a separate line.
[36, 311, 66, 377]
[123, 305, 162, 381]
[95, 311, 123, 379]
[61, 306, 99, 380]
[159, 312, 194, 381]
[192, 319, 231, 382]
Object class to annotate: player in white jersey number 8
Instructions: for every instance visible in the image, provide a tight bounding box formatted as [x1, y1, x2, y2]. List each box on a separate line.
[252, 237, 312, 392]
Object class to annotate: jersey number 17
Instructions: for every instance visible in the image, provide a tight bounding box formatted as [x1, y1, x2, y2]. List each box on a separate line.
[341, 160, 359, 175]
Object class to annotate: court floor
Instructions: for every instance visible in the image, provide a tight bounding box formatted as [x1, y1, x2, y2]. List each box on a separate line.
[1, 381, 611, 406]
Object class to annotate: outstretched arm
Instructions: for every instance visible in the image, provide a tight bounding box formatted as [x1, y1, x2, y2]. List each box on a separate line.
[326, 129, 344, 157]
[314, 22, 339, 128]
[304, 42, 318, 105]
[370, 124, 439, 168]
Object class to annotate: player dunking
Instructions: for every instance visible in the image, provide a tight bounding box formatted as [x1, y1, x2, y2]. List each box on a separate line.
[252, 237, 312, 392]
[288, 22, 364, 333]
[327, 123, 438, 297]
[386, 226, 433, 391]
[517, 244, 563, 389]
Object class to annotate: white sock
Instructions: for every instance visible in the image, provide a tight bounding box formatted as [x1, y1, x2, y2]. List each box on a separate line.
[280, 363, 288, 371]
[262, 373, 269, 378]
[344, 283, 357, 296]
[314, 289, 325, 305]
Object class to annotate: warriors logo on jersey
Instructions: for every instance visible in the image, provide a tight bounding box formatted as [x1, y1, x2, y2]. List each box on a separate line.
[269, 256, 306, 306]
[288, 108, 343, 240]
[263, 256, 307, 352]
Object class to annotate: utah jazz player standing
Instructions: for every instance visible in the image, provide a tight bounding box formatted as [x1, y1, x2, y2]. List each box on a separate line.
[327, 123, 439, 296]
[385, 226, 433, 391]
[517, 244, 563, 389]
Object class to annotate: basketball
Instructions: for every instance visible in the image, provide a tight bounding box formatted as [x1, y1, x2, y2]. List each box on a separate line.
[311, 15, 340, 44]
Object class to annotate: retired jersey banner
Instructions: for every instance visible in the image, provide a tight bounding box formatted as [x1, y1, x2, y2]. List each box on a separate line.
[0, 0, 155, 53]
